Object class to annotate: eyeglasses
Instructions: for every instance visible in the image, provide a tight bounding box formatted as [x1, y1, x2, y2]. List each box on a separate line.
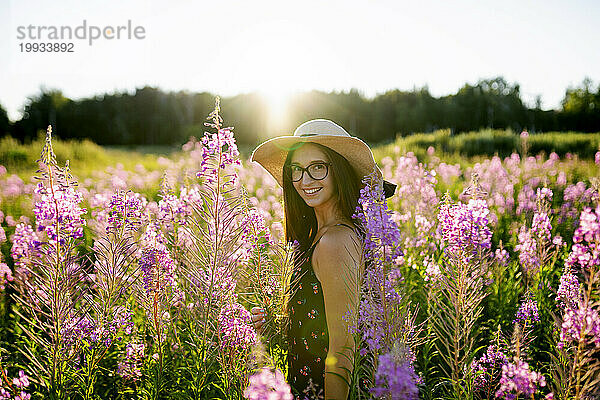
[288, 162, 331, 182]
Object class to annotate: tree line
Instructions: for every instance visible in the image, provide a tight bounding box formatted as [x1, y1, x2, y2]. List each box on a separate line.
[1, 76, 599, 147]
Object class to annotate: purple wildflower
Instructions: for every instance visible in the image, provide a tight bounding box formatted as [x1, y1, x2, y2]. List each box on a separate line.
[352, 265, 403, 353]
[566, 206, 600, 271]
[531, 212, 552, 243]
[196, 126, 242, 185]
[12, 370, 30, 389]
[423, 257, 440, 282]
[471, 345, 508, 392]
[387, 267, 404, 285]
[514, 292, 540, 327]
[110, 306, 135, 336]
[158, 193, 190, 227]
[559, 182, 595, 223]
[243, 368, 293, 400]
[106, 190, 147, 234]
[10, 223, 40, 269]
[558, 305, 600, 349]
[552, 235, 565, 247]
[495, 359, 546, 400]
[466, 156, 514, 215]
[138, 245, 177, 296]
[192, 263, 237, 303]
[517, 184, 537, 216]
[494, 248, 510, 266]
[61, 315, 97, 354]
[33, 183, 87, 243]
[138, 224, 178, 296]
[515, 225, 540, 274]
[117, 342, 145, 381]
[14, 392, 31, 400]
[557, 267, 581, 310]
[61, 307, 133, 355]
[0, 263, 13, 291]
[536, 187, 553, 202]
[354, 171, 403, 265]
[574, 206, 600, 243]
[88, 192, 112, 224]
[240, 208, 273, 250]
[409, 213, 436, 250]
[437, 197, 492, 258]
[179, 185, 203, 208]
[349, 171, 418, 357]
[218, 302, 258, 349]
[371, 346, 419, 400]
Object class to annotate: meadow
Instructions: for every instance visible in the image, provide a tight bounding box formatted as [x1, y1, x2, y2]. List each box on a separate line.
[0, 102, 599, 400]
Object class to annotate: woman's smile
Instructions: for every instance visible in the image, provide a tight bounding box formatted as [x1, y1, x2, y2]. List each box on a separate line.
[302, 187, 322, 195]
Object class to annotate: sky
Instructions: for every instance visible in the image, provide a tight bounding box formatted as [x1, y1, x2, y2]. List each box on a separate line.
[1, 0, 599, 122]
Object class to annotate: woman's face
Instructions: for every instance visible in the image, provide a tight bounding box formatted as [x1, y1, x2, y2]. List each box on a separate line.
[290, 143, 337, 209]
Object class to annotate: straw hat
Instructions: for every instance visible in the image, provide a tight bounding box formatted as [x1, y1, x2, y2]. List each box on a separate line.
[251, 119, 396, 198]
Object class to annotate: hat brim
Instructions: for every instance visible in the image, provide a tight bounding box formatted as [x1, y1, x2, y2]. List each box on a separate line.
[251, 134, 384, 189]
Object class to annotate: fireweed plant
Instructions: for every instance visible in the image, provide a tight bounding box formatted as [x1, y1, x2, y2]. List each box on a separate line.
[235, 198, 297, 377]
[0, 228, 30, 400]
[342, 170, 422, 400]
[144, 97, 295, 399]
[427, 183, 492, 399]
[149, 98, 251, 399]
[11, 127, 138, 399]
[549, 203, 600, 399]
[4, 101, 299, 399]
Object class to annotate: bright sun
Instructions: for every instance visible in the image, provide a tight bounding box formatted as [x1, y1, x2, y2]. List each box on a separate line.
[228, 21, 321, 132]
[259, 88, 293, 131]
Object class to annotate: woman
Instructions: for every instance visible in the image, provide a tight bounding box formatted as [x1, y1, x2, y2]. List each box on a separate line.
[250, 119, 395, 399]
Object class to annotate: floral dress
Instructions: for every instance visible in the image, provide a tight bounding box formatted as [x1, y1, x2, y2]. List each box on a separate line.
[287, 223, 357, 398]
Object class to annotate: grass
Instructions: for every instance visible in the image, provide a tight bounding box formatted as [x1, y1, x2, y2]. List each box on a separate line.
[0, 135, 169, 179]
[372, 129, 600, 163]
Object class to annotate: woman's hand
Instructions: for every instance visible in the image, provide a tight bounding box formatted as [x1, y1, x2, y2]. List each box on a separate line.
[250, 307, 266, 334]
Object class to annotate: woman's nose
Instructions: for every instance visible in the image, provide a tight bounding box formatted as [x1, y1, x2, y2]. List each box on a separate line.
[301, 171, 314, 185]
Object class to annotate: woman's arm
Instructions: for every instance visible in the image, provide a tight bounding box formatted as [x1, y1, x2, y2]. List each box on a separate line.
[313, 227, 363, 400]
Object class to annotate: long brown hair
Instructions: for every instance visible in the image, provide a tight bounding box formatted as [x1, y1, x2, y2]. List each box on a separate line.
[282, 143, 363, 252]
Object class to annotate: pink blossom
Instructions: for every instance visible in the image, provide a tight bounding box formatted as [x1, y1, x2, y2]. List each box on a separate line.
[496, 359, 546, 399]
[437, 198, 492, 258]
[243, 368, 293, 400]
[33, 183, 87, 242]
[218, 302, 258, 349]
[558, 305, 600, 348]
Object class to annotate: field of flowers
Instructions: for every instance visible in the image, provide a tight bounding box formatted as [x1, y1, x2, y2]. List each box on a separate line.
[0, 100, 599, 400]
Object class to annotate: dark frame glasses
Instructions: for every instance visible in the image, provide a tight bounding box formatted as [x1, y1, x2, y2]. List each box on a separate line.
[287, 162, 331, 182]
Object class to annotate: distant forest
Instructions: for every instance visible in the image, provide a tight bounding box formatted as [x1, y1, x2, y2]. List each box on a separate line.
[1, 76, 599, 147]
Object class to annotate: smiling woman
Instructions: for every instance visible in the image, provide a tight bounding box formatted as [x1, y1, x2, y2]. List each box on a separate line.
[250, 119, 397, 399]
